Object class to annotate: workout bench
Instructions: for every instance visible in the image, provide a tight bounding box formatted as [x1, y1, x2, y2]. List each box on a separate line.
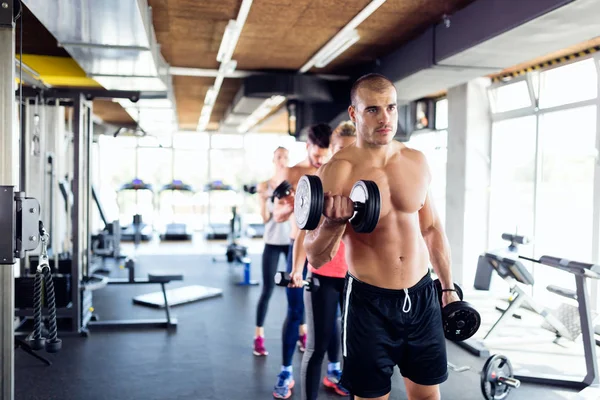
[88, 258, 183, 330]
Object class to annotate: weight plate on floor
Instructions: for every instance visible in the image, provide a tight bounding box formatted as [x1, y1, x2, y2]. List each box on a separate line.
[481, 354, 514, 400]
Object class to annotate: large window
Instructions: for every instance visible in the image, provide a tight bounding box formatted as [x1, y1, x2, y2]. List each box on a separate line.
[539, 58, 597, 109]
[532, 106, 597, 301]
[490, 80, 533, 113]
[488, 116, 537, 252]
[488, 58, 600, 307]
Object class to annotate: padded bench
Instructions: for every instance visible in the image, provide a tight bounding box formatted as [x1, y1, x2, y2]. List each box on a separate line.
[89, 270, 185, 330]
[547, 284, 577, 300]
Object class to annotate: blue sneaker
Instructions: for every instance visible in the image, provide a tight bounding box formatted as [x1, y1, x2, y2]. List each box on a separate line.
[273, 371, 295, 399]
[323, 370, 349, 396]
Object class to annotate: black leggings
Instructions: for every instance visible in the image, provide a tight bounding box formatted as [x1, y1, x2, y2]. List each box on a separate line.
[301, 273, 345, 400]
[256, 243, 289, 327]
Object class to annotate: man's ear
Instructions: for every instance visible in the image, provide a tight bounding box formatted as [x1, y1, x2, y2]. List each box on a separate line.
[348, 105, 356, 124]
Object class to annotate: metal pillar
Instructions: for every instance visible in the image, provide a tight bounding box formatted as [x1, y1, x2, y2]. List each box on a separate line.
[1, 2, 16, 399]
[72, 94, 85, 332]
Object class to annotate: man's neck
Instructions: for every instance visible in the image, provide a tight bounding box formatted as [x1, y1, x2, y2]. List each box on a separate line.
[357, 138, 389, 153]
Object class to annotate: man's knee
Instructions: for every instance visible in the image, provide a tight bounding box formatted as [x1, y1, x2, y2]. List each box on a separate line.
[353, 394, 390, 400]
[405, 382, 440, 400]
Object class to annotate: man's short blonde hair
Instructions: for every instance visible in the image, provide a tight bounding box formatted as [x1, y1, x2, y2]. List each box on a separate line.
[334, 121, 356, 137]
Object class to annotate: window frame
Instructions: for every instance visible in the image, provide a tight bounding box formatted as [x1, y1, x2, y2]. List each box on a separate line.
[488, 53, 600, 307]
[487, 74, 537, 118]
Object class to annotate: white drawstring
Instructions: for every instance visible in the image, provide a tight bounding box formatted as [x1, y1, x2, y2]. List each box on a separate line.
[402, 288, 411, 313]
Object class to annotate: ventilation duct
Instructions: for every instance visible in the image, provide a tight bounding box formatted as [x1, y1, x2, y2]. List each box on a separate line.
[371, 0, 599, 103]
[222, 74, 350, 133]
[22, 0, 176, 134]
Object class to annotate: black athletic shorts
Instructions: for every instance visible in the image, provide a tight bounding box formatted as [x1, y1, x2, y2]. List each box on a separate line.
[340, 272, 448, 398]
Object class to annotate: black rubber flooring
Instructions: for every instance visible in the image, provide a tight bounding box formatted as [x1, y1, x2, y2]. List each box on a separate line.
[14, 254, 579, 399]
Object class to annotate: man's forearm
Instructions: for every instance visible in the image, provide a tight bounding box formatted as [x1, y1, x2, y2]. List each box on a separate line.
[424, 226, 454, 289]
[304, 219, 345, 268]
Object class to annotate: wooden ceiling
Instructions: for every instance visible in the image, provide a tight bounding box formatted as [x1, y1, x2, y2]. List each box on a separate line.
[147, 0, 475, 132]
[18, 0, 477, 132]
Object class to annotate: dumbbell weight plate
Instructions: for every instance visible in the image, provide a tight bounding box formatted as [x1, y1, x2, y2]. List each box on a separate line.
[295, 175, 323, 230]
[273, 180, 293, 200]
[481, 354, 515, 400]
[349, 180, 381, 234]
[442, 301, 481, 341]
[433, 279, 481, 341]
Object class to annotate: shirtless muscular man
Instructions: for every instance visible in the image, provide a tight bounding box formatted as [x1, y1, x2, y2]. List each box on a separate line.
[304, 74, 460, 400]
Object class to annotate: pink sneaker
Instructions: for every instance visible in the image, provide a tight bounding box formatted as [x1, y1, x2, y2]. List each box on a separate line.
[253, 336, 268, 356]
[297, 334, 307, 353]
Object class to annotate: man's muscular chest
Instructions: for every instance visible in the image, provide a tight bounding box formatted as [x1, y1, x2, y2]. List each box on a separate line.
[349, 157, 429, 215]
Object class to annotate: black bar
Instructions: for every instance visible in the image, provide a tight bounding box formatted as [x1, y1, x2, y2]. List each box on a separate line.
[19, 103, 25, 192]
[575, 274, 600, 386]
[84, 103, 92, 279]
[71, 94, 83, 333]
[161, 283, 171, 325]
[107, 278, 163, 285]
[14, 308, 75, 318]
[0, 186, 15, 264]
[91, 186, 108, 228]
[58, 179, 69, 213]
[47, 154, 54, 251]
[513, 374, 586, 390]
[0, 0, 13, 27]
[15, 86, 144, 102]
[88, 318, 177, 330]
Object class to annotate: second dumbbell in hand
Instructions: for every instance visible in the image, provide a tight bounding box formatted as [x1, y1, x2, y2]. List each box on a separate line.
[274, 271, 320, 292]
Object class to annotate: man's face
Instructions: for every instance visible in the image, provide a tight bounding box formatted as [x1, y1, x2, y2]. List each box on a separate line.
[307, 143, 331, 169]
[349, 85, 398, 146]
[330, 134, 356, 154]
[273, 148, 289, 169]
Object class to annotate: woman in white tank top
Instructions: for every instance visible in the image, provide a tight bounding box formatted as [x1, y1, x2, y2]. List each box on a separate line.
[253, 147, 291, 356]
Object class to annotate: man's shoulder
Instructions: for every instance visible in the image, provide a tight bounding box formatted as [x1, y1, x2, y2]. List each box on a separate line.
[319, 157, 354, 179]
[396, 142, 426, 163]
[288, 164, 310, 177]
[287, 164, 311, 184]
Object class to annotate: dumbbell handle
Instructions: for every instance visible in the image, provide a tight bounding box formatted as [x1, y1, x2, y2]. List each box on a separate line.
[498, 376, 520, 388]
[274, 273, 309, 287]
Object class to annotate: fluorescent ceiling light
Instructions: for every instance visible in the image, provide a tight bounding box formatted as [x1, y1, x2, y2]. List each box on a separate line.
[315, 30, 361, 68]
[217, 20, 239, 63]
[204, 86, 218, 106]
[224, 60, 238, 75]
[299, 0, 385, 73]
[198, 0, 253, 131]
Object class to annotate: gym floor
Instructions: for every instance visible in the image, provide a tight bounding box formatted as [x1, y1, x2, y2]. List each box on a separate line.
[14, 238, 589, 399]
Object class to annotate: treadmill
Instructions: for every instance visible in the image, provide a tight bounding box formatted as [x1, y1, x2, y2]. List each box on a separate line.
[158, 180, 194, 241]
[204, 180, 238, 240]
[117, 178, 154, 242]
